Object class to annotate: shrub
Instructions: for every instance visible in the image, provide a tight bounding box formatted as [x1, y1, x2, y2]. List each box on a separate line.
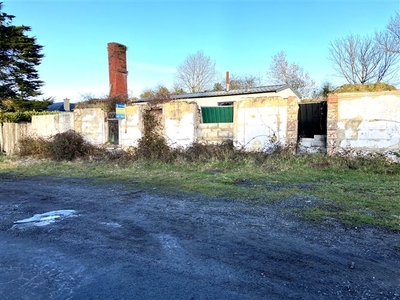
[184, 141, 241, 162]
[19, 136, 52, 157]
[1, 111, 59, 124]
[75, 95, 130, 112]
[133, 109, 173, 162]
[50, 130, 95, 161]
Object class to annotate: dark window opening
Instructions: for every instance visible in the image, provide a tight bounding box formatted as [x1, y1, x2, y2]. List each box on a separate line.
[218, 101, 233, 106]
[107, 112, 119, 144]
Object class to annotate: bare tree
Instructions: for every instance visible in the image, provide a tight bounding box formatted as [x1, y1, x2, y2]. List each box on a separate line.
[212, 73, 262, 91]
[175, 51, 216, 93]
[229, 73, 262, 90]
[376, 13, 400, 54]
[266, 51, 316, 98]
[329, 34, 399, 84]
[140, 85, 171, 103]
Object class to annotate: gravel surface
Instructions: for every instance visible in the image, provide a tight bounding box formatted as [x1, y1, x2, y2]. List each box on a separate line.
[0, 175, 399, 299]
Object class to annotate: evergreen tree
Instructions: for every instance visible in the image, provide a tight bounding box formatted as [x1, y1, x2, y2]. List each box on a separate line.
[0, 2, 44, 100]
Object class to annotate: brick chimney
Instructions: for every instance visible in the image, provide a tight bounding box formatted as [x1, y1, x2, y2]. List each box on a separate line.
[226, 71, 230, 92]
[107, 42, 128, 98]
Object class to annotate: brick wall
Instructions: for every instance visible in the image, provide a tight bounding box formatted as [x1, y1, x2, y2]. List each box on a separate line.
[107, 42, 128, 98]
[327, 94, 338, 154]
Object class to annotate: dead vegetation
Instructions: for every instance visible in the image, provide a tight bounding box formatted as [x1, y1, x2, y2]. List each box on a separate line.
[334, 82, 397, 93]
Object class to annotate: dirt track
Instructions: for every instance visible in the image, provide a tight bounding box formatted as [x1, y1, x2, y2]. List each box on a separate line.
[0, 175, 399, 299]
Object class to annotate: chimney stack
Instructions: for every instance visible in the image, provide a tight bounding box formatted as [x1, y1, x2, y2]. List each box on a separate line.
[107, 42, 128, 98]
[63, 98, 70, 112]
[226, 71, 230, 92]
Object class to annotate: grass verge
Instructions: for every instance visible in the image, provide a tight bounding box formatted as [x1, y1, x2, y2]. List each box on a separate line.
[0, 153, 399, 230]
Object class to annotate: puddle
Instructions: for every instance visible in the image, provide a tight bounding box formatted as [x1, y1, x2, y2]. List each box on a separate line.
[13, 210, 77, 227]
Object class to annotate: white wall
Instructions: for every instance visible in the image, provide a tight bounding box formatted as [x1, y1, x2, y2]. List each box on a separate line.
[336, 93, 400, 151]
[234, 97, 288, 151]
[74, 108, 108, 145]
[31, 113, 74, 137]
[119, 105, 143, 148]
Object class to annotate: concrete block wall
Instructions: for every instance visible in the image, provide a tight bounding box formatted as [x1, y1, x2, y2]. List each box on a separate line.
[197, 123, 234, 144]
[0, 123, 31, 155]
[31, 113, 74, 138]
[327, 91, 400, 153]
[0, 113, 74, 155]
[74, 108, 108, 145]
[119, 101, 199, 149]
[298, 135, 327, 154]
[119, 105, 143, 148]
[163, 101, 198, 148]
[234, 96, 291, 151]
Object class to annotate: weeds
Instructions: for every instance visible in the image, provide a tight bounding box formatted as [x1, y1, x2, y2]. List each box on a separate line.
[134, 108, 174, 162]
[335, 83, 397, 93]
[19, 135, 52, 158]
[50, 130, 96, 161]
[19, 130, 96, 161]
[11, 126, 400, 230]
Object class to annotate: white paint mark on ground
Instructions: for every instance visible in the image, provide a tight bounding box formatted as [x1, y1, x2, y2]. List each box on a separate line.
[100, 222, 122, 228]
[13, 210, 77, 227]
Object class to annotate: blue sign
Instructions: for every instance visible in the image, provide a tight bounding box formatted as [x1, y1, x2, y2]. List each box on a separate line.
[116, 103, 126, 119]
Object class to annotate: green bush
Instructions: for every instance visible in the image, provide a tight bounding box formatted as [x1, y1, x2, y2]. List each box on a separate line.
[1, 111, 59, 124]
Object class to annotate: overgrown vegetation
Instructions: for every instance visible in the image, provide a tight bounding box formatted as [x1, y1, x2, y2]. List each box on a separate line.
[335, 82, 397, 93]
[19, 130, 96, 161]
[5, 140, 400, 230]
[5, 115, 400, 231]
[75, 95, 130, 112]
[134, 108, 174, 161]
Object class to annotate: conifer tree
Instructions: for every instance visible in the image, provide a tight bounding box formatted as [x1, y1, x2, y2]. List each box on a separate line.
[0, 2, 44, 100]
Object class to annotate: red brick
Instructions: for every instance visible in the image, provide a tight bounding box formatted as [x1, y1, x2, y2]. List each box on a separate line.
[108, 42, 128, 98]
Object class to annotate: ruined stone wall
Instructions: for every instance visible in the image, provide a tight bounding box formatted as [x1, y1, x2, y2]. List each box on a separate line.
[163, 101, 198, 148]
[234, 96, 297, 151]
[74, 108, 108, 145]
[119, 97, 298, 151]
[119, 101, 198, 149]
[119, 105, 143, 148]
[197, 123, 234, 144]
[327, 91, 400, 153]
[30, 113, 74, 138]
[0, 123, 31, 155]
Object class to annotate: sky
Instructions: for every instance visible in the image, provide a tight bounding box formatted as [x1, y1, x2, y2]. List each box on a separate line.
[4, 0, 400, 102]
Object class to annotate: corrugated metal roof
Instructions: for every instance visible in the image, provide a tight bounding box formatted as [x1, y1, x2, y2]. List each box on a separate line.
[171, 84, 290, 99]
[137, 84, 299, 102]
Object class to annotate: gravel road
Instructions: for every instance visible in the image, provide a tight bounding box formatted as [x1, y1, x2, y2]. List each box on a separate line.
[0, 175, 399, 299]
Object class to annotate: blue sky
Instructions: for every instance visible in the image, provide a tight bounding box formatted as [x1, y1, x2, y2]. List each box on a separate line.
[4, 0, 400, 102]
